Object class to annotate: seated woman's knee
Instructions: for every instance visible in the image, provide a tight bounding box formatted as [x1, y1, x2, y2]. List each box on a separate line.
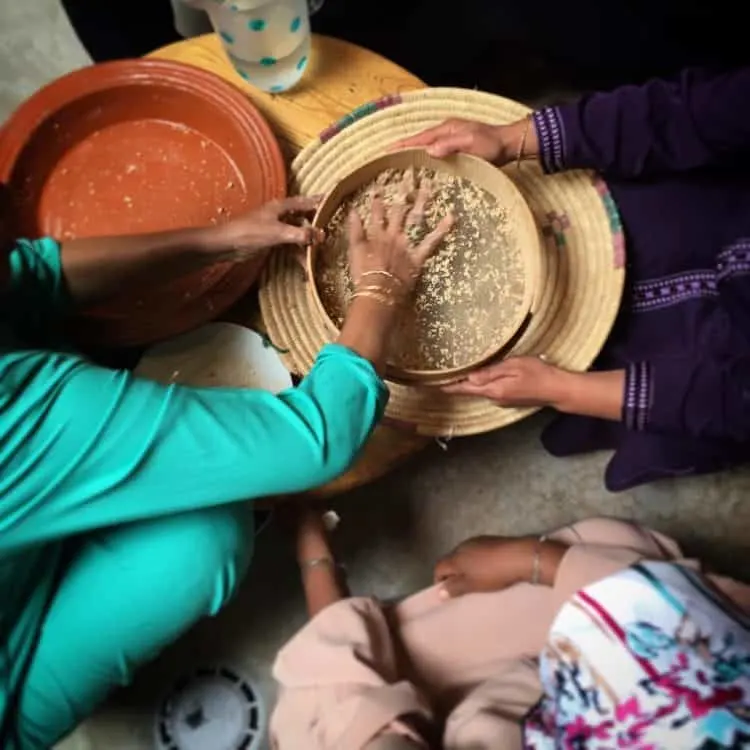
[141, 504, 256, 616]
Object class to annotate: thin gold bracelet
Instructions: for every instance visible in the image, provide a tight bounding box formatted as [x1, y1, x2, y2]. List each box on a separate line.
[350, 289, 397, 307]
[516, 115, 533, 170]
[531, 534, 548, 585]
[300, 556, 335, 571]
[353, 284, 396, 296]
[359, 270, 403, 287]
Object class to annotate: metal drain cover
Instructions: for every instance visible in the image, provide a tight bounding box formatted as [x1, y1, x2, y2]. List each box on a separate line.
[155, 666, 264, 750]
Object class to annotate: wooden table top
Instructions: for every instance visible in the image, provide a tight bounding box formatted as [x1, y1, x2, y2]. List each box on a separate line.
[150, 33, 431, 497]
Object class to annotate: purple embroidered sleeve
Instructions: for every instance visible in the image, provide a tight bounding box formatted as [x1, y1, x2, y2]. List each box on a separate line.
[624, 239, 750, 440]
[532, 107, 567, 174]
[623, 362, 652, 431]
[537, 67, 750, 178]
[623, 355, 750, 441]
[718, 243, 750, 283]
[717, 242, 750, 334]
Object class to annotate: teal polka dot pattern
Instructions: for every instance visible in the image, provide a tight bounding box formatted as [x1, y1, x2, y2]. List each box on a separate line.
[270, 85, 285, 93]
[235, 67, 250, 81]
[296, 55, 308, 71]
[219, 30, 235, 45]
[260, 57, 277, 66]
[248, 18, 266, 31]
[290, 16, 302, 32]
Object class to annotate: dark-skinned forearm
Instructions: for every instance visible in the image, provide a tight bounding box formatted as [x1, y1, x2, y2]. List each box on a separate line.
[507, 537, 569, 587]
[337, 297, 400, 374]
[493, 118, 541, 165]
[297, 514, 345, 617]
[60, 223, 237, 305]
[554, 369, 626, 422]
[302, 566, 345, 617]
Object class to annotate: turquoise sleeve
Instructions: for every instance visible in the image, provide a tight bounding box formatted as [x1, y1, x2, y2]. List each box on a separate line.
[1, 239, 68, 334]
[0, 343, 388, 549]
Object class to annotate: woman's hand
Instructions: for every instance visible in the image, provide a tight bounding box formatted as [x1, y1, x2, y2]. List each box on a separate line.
[442, 356, 571, 408]
[59, 195, 322, 305]
[394, 117, 537, 167]
[337, 177, 453, 368]
[443, 358, 627, 421]
[434, 536, 569, 598]
[347, 184, 454, 299]
[219, 195, 323, 261]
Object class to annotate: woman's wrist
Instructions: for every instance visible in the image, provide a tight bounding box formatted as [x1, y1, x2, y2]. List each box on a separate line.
[552, 369, 626, 421]
[347, 296, 401, 334]
[536, 539, 568, 586]
[543, 368, 581, 412]
[297, 529, 332, 563]
[511, 537, 568, 587]
[348, 274, 407, 330]
[200, 220, 264, 260]
[338, 295, 400, 370]
[493, 118, 540, 166]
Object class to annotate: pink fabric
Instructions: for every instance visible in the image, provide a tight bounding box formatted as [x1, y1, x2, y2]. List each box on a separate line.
[271, 598, 431, 750]
[710, 574, 750, 613]
[270, 518, 749, 749]
[547, 516, 688, 609]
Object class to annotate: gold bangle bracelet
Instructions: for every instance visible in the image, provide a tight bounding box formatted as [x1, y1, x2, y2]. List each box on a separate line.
[353, 284, 396, 296]
[350, 290, 397, 307]
[359, 270, 403, 287]
[516, 115, 532, 170]
[300, 556, 336, 571]
[531, 534, 548, 585]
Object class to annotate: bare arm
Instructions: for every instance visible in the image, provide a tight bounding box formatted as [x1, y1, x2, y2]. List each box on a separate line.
[338, 297, 399, 374]
[556, 369, 626, 422]
[61, 224, 234, 304]
[338, 184, 453, 373]
[442, 357, 625, 422]
[434, 535, 570, 597]
[59, 196, 320, 305]
[296, 509, 345, 617]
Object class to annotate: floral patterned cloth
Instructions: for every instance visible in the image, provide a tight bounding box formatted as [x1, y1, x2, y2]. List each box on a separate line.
[525, 562, 750, 749]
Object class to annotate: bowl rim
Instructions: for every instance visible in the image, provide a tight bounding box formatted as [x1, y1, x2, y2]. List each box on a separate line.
[0, 59, 284, 193]
[305, 148, 543, 385]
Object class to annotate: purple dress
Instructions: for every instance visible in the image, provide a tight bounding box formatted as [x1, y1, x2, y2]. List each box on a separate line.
[530, 67, 750, 491]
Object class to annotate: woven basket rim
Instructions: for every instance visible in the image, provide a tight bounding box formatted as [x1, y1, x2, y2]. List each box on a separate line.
[306, 148, 543, 384]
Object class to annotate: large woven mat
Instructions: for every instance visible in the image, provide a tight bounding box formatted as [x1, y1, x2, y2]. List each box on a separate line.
[259, 88, 625, 437]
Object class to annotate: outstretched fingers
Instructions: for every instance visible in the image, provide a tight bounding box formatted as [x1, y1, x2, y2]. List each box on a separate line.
[385, 177, 412, 235]
[413, 212, 454, 264]
[368, 193, 386, 234]
[406, 179, 431, 230]
[347, 208, 366, 245]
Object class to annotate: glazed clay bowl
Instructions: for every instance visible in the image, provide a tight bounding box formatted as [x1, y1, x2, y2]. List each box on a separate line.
[0, 59, 285, 347]
[307, 150, 542, 386]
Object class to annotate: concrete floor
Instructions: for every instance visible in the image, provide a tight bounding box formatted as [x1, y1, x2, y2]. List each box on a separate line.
[2, 2, 750, 749]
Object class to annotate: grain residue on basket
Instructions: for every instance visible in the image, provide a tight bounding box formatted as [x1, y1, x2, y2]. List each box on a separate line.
[316, 167, 526, 371]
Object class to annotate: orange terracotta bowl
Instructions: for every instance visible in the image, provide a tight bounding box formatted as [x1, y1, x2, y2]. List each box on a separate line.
[0, 59, 285, 347]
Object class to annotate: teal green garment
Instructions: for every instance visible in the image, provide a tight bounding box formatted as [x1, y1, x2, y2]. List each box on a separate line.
[0, 238, 388, 748]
